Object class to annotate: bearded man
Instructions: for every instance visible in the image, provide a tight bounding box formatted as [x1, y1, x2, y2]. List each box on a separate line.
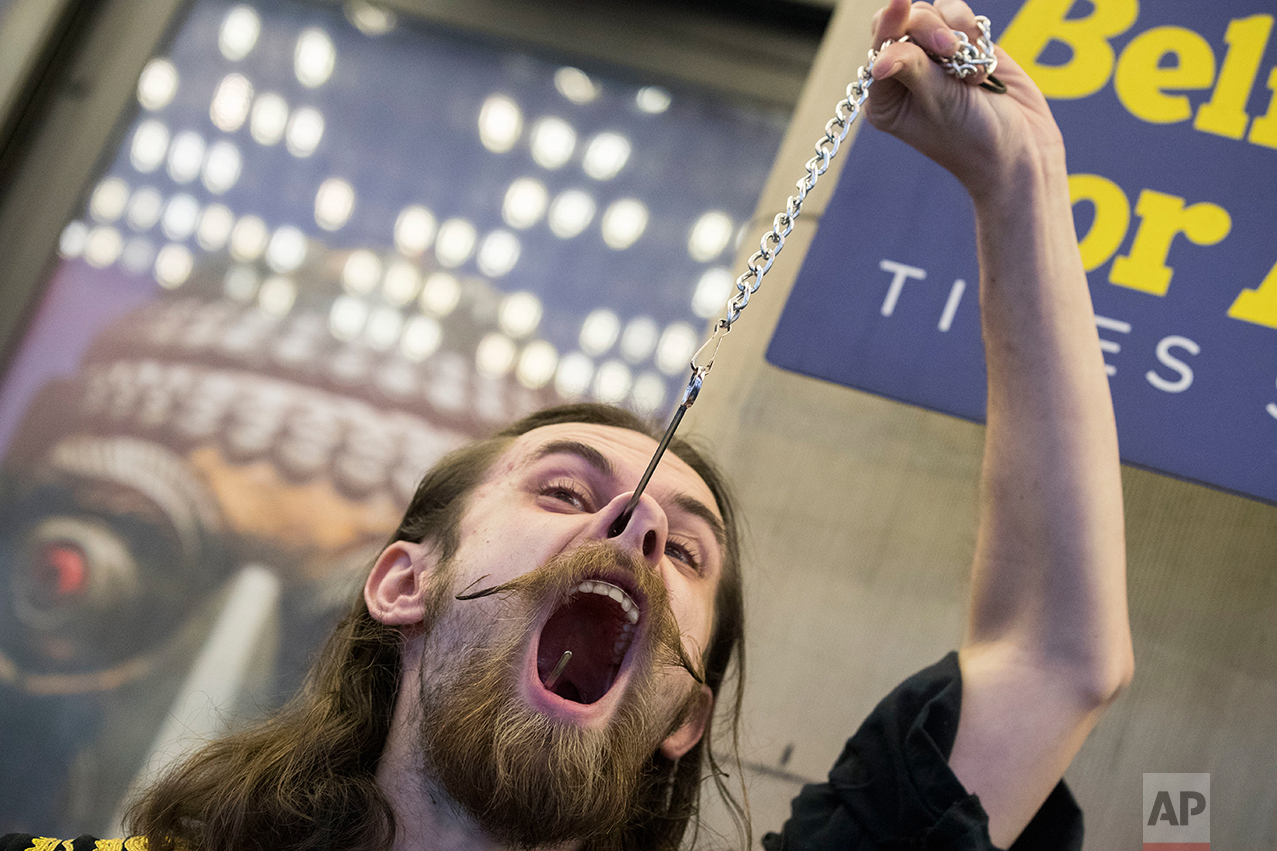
[2, 0, 1134, 848]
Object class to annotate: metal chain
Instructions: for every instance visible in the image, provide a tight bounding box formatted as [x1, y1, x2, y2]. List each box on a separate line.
[611, 17, 999, 534]
[683, 16, 998, 402]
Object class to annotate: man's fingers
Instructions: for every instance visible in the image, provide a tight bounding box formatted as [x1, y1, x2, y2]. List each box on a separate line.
[902, 3, 964, 57]
[934, 0, 979, 43]
[871, 38, 946, 96]
[872, 0, 911, 48]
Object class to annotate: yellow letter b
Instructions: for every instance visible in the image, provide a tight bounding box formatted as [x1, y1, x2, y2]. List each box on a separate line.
[1000, 0, 1139, 99]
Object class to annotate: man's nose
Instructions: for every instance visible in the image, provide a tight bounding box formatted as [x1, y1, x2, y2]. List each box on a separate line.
[600, 491, 667, 566]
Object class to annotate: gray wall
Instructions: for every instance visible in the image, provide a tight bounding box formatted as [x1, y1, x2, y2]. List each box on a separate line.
[690, 2, 1277, 846]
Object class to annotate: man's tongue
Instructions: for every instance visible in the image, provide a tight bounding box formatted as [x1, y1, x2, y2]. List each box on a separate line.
[536, 591, 633, 704]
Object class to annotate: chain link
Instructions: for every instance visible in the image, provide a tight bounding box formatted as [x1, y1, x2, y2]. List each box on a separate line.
[683, 16, 998, 398]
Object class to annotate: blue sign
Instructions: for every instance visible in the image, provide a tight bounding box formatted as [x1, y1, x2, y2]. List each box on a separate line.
[767, 0, 1277, 504]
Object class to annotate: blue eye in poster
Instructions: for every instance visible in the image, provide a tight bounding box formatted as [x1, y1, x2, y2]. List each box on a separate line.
[766, 0, 1277, 504]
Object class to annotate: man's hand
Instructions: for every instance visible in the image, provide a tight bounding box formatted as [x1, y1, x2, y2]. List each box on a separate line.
[862, 0, 1134, 846]
[866, 0, 1062, 199]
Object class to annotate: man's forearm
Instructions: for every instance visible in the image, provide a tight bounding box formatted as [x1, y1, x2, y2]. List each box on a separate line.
[966, 143, 1132, 693]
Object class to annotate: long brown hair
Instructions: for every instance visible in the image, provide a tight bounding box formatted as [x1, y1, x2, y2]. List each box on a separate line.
[126, 403, 747, 851]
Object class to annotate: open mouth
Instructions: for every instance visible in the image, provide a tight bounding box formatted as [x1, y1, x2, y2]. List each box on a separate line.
[535, 580, 640, 704]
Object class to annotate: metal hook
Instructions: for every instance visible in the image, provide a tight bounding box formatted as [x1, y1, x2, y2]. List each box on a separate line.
[607, 367, 707, 538]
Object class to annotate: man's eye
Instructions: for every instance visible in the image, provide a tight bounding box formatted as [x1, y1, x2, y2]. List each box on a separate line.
[665, 540, 701, 573]
[541, 482, 592, 511]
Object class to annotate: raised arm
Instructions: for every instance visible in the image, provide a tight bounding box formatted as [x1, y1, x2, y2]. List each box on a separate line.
[865, 0, 1133, 844]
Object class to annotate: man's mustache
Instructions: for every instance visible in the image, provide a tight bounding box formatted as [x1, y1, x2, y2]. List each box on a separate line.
[452, 542, 706, 686]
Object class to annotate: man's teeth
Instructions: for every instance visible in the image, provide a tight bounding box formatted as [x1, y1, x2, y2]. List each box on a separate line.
[613, 623, 634, 664]
[569, 580, 639, 667]
[573, 580, 640, 624]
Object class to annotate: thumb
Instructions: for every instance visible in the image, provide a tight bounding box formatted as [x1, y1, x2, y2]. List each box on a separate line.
[872, 39, 947, 94]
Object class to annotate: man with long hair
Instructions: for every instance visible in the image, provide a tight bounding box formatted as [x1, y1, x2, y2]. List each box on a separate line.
[2, 0, 1132, 848]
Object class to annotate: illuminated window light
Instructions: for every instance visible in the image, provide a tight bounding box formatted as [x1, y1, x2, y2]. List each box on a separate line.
[600, 198, 647, 249]
[435, 218, 476, 268]
[631, 371, 667, 413]
[555, 352, 594, 398]
[224, 266, 259, 302]
[84, 226, 123, 268]
[286, 107, 325, 157]
[579, 308, 619, 356]
[394, 205, 436, 256]
[295, 28, 336, 88]
[330, 295, 368, 340]
[365, 305, 404, 350]
[229, 214, 268, 261]
[692, 266, 733, 319]
[197, 204, 235, 250]
[259, 275, 297, 315]
[619, 316, 658, 362]
[137, 58, 178, 111]
[688, 210, 734, 262]
[477, 230, 520, 277]
[593, 359, 632, 404]
[161, 194, 200, 240]
[250, 93, 289, 145]
[154, 243, 194, 288]
[401, 314, 442, 361]
[476, 332, 517, 377]
[90, 177, 130, 223]
[202, 140, 242, 194]
[502, 178, 548, 229]
[342, 249, 381, 294]
[548, 189, 595, 239]
[530, 117, 575, 169]
[314, 177, 355, 231]
[656, 322, 698, 376]
[346, 2, 397, 35]
[121, 237, 155, 274]
[383, 260, 421, 305]
[219, 5, 261, 60]
[582, 132, 630, 181]
[498, 291, 542, 338]
[266, 225, 308, 273]
[130, 120, 169, 172]
[126, 187, 163, 231]
[420, 271, 460, 316]
[516, 340, 557, 389]
[635, 86, 671, 114]
[554, 67, 598, 104]
[210, 74, 253, 132]
[478, 95, 522, 153]
[59, 221, 89, 258]
[167, 131, 206, 183]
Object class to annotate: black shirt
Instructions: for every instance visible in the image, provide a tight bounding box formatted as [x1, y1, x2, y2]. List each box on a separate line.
[762, 652, 1083, 850]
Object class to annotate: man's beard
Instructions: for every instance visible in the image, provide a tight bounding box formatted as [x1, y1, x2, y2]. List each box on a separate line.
[414, 542, 704, 850]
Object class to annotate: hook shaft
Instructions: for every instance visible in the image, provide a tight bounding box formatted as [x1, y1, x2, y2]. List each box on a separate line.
[542, 650, 573, 690]
[607, 404, 687, 537]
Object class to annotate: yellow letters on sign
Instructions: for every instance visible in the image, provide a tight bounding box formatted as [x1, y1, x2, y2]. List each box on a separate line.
[1248, 67, 1277, 148]
[1069, 173, 1131, 272]
[1228, 259, 1277, 329]
[1109, 190, 1232, 296]
[1114, 26, 1215, 123]
[1195, 15, 1275, 139]
[999, 0, 1139, 99]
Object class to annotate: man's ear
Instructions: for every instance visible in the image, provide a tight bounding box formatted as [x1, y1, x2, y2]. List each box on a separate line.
[659, 684, 714, 760]
[365, 540, 436, 627]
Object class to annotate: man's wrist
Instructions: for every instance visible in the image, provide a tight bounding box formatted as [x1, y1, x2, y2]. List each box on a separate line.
[967, 140, 1071, 225]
